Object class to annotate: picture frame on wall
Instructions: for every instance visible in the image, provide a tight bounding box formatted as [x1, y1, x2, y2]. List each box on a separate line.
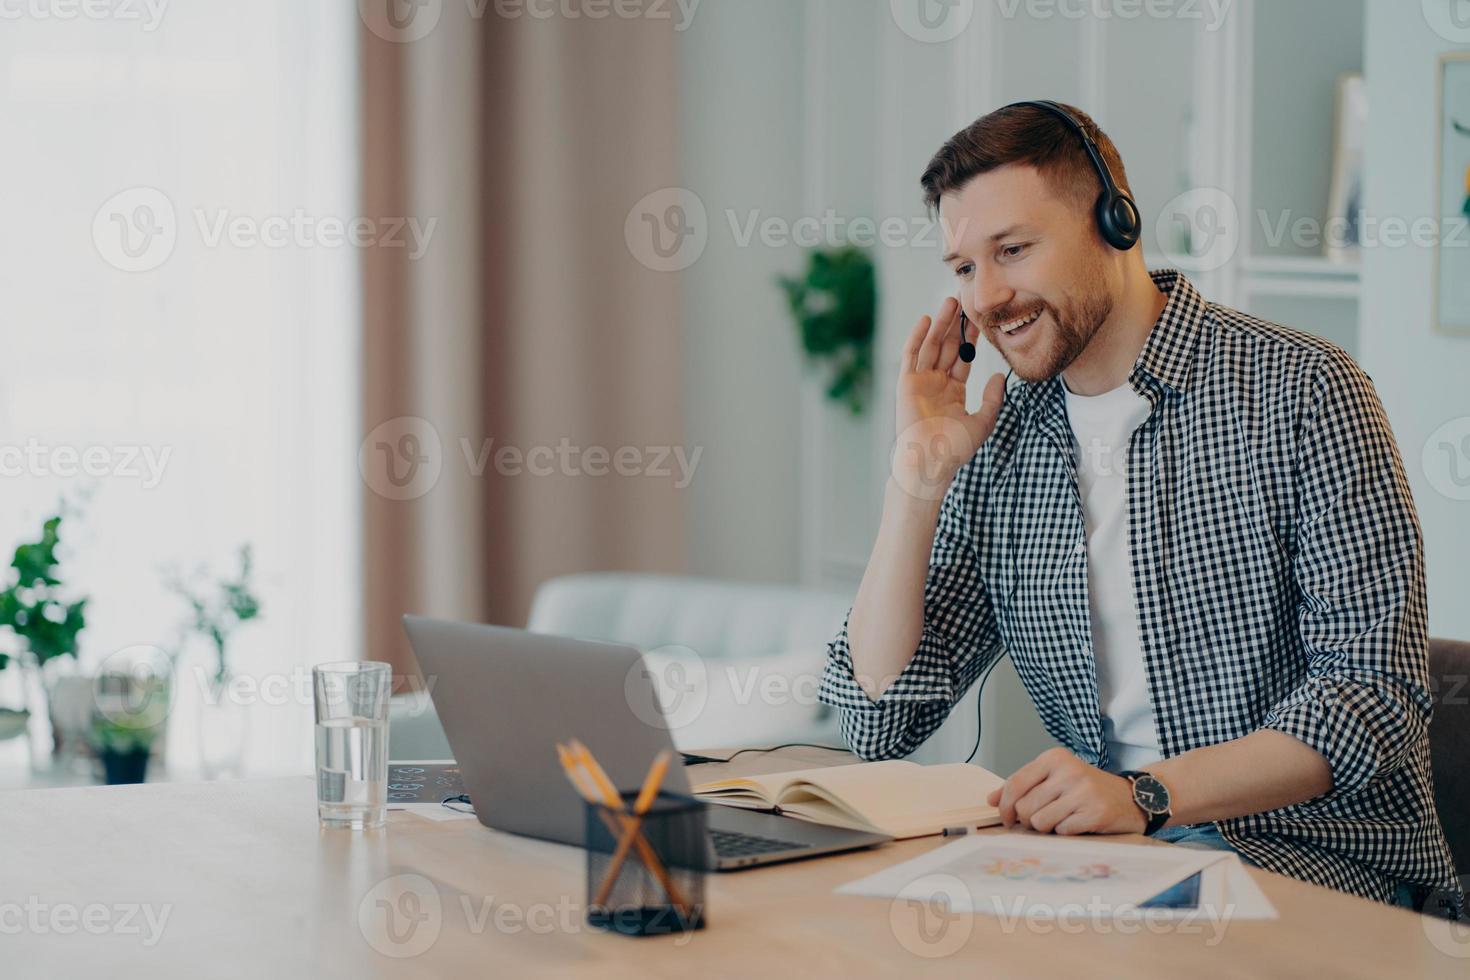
[1434, 53, 1470, 336]
[1324, 73, 1366, 264]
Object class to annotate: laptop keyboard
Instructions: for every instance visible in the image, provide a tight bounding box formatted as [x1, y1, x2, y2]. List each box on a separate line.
[710, 827, 813, 858]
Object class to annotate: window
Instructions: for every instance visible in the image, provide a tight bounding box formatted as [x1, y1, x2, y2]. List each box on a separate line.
[0, 4, 361, 778]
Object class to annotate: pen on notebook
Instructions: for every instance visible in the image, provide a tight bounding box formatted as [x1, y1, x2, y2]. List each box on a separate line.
[942, 826, 971, 836]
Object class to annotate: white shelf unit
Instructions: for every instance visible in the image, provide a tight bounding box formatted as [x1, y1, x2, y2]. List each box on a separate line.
[1196, 0, 1366, 355]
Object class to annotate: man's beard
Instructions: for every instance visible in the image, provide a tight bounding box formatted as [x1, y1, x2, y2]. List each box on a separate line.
[983, 286, 1113, 384]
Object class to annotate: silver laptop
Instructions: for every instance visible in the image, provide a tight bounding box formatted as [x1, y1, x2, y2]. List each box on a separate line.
[401, 615, 890, 870]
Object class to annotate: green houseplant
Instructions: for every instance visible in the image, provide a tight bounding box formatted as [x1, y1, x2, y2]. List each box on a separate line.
[778, 246, 877, 415]
[0, 514, 89, 755]
[0, 515, 88, 672]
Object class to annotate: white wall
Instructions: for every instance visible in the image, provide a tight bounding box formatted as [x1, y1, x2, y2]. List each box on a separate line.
[676, 0, 1059, 772]
[677, 0, 808, 585]
[1360, 2, 1470, 641]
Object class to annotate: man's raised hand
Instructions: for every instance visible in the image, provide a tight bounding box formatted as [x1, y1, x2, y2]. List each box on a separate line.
[892, 296, 1005, 500]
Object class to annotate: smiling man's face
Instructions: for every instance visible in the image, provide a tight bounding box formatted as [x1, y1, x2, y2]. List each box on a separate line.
[939, 164, 1117, 384]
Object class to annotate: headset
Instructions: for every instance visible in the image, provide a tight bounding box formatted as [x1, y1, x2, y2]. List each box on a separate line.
[954, 100, 1140, 365]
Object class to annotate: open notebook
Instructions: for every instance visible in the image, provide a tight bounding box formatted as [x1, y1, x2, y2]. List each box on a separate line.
[692, 760, 1005, 840]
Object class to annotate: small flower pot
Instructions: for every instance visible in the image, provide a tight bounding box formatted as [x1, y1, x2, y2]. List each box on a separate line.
[100, 747, 151, 785]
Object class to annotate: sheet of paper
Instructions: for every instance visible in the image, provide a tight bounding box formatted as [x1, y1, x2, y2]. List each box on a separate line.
[1130, 857, 1277, 922]
[837, 833, 1232, 917]
[1218, 856, 1278, 920]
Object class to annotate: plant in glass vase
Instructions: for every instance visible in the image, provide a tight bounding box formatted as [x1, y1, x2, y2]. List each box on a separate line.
[165, 545, 262, 779]
[0, 514, 90, 767]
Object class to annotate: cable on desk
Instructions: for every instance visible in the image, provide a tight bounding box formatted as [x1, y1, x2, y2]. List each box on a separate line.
[679, 742, 850, 766]
[441, 794, 475, 814]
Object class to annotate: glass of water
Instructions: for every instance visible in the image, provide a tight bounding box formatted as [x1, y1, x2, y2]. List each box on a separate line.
[313, 661, 391, 830]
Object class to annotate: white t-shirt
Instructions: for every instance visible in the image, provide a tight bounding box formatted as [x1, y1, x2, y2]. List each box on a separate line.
[1062, 379, 1159, 774]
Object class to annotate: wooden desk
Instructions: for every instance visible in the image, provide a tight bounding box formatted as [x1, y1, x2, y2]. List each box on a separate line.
[3, 747, 1466, 978]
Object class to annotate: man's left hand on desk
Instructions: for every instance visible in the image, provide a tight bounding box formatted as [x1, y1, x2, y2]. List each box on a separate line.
[985, 746, 1148, 836]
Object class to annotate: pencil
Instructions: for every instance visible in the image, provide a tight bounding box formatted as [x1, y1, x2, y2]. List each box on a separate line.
[567, 741, 689, 913]
[556, 742, 689, 911]
[592, 748, 672, 908]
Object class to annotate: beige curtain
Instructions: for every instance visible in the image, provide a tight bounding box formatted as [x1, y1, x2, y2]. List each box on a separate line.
[360, 6, 687, 675]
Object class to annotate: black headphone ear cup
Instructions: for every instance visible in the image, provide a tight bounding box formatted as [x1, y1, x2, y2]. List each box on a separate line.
[1097, 192, 1141, 250]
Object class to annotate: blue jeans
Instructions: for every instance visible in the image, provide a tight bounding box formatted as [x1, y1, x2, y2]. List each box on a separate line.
[1151, 822, 1246, 858]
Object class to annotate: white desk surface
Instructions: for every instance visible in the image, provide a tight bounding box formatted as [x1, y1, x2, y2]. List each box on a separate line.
[3, 744, 1466, 978]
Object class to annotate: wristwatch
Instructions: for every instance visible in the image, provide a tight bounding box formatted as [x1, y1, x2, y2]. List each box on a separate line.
[1119, 770, 1172, 836]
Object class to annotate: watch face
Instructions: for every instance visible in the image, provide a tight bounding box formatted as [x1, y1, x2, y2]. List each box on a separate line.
[1132, 774, 1170, 814]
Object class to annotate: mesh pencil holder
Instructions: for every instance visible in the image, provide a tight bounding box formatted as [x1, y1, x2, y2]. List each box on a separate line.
[585, 790, 709, 936]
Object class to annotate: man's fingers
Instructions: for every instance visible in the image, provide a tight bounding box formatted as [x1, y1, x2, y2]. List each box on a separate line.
[1053, 810, 1096, 836]
[948, 340, 974, 382]
[935, 306, 962, 375]
[900, 315, 931, 375]
[1026, 791, 1080, 834]
[915, 296, 959, 373]
[998, 753, 1054, 825]
[1013, 778, 1066, 829]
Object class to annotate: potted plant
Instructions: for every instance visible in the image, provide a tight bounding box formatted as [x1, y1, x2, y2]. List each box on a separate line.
[90, 702, 166, 787]
[0, 514, 89, 767]
[778, 246, 877, 415]
[90, 646, 172, 784]
[165, 546, 262, 778]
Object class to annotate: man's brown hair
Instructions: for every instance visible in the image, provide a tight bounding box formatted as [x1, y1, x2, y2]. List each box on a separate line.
[919, 102, 1133, 220]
